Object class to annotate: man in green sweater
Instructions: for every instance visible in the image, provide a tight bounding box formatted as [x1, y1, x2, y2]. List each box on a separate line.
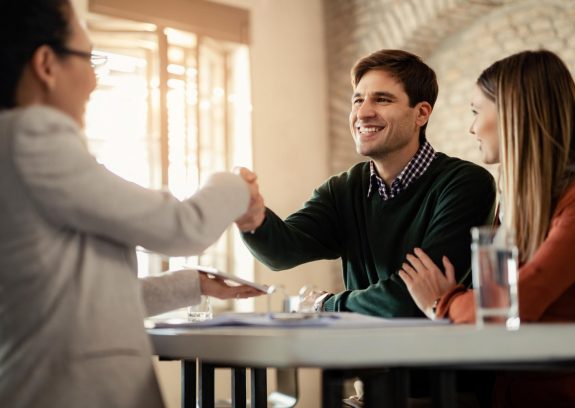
[237, 49, 495, 318]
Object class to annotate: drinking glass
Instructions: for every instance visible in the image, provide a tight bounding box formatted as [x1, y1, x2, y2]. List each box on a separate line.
[471, 226, 520, 330]
[187, 295, 213, 322]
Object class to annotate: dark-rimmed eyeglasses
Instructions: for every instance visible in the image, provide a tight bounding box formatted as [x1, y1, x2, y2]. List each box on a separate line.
[52, 45, 108, 68]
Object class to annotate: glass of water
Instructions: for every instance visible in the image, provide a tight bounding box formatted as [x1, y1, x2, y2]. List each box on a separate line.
[187, 295, 213, 322]
[471, 226, 520, 330]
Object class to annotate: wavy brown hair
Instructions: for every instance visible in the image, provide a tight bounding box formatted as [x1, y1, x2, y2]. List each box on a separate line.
[477, 50, 575, 262]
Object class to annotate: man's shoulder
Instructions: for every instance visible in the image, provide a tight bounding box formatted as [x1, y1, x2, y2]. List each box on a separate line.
[432, 152, 493, 181]
[8, 106, 79, 134]
[325, 162, 370, 185]
[309, 162, 370, 201]
[422, 153, 496, 203]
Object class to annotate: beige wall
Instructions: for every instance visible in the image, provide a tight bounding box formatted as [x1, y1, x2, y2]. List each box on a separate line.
[72, 0, 88, 18]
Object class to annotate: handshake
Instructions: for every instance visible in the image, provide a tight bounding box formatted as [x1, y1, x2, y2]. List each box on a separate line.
[234, 167, 267, 233]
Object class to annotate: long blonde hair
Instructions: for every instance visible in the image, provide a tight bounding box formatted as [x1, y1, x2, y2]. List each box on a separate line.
[477, 50, 575, 262]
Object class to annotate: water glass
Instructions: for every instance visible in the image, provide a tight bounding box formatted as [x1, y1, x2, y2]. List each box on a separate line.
[471, 226, 520, 330]
[296, 285, 318, 313]
[187, 295, 213, 322]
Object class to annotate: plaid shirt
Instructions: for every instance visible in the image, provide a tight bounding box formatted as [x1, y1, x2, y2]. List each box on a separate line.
[367, 140, 437, 201]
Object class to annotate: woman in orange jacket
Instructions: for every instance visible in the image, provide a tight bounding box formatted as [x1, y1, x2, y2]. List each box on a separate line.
[399, 49, 575, 407]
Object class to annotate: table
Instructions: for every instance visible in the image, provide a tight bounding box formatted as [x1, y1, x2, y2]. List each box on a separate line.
[148, 323, 575, 407]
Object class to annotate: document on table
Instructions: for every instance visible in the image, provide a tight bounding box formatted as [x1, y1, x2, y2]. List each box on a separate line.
[146, 312, 450, 329]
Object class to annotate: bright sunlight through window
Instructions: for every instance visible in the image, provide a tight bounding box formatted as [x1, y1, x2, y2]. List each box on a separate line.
[84, 14, 254, 304]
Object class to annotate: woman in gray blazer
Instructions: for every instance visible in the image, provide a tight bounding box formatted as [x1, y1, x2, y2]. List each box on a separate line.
[0, 1, 265, 407]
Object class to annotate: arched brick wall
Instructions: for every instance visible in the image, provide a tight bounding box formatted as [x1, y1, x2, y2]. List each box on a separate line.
[324, 0, 575, 174]
[428, 0, 575, 173]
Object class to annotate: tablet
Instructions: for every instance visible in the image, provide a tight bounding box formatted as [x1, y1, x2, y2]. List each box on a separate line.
[192, 265, 272, 294]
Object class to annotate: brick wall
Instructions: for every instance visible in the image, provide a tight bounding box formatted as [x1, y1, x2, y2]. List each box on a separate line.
[323, 0, 575, 175]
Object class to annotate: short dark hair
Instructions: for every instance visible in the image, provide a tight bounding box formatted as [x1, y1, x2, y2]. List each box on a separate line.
[351, 49, 438, 139]
[0, 0, 71, 109]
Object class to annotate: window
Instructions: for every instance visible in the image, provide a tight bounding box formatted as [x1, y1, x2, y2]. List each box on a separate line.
[84, 12, 254, 302]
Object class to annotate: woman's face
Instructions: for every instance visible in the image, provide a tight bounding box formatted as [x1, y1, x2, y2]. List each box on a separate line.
[469, 85, 499, 164]
[45, 10, 97, 127]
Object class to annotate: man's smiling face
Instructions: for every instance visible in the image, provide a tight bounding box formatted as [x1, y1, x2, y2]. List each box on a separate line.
[349, 69, 421, 160]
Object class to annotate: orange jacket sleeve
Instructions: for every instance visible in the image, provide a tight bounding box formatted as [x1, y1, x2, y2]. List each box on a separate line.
[436, 184, 575, 324]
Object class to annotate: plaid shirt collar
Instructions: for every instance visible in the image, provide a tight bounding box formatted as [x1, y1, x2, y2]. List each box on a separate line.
[367, 139, 437, 201]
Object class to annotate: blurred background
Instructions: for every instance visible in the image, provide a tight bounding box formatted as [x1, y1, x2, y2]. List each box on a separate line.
[71, 0, 575, 406]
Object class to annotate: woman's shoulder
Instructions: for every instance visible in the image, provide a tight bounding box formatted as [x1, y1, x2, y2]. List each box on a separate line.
[11, 106, 79, 134]
[6, 106, 85, 162]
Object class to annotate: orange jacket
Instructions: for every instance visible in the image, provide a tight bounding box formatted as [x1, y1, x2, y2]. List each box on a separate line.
[436, 182, 575, 407]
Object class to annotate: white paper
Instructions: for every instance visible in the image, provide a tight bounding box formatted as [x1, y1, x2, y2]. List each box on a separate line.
[147, 312, 450, 329]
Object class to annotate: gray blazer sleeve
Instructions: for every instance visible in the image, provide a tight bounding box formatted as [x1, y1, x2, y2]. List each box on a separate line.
[140, 269, 202, 316]
[12, 107, 250, 257]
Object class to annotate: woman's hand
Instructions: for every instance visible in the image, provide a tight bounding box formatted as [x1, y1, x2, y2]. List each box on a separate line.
[398, 248, 457, 319]
[199, 272, 266, 299]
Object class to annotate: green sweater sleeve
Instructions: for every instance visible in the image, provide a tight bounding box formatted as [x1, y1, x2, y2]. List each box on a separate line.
[323, 275, 422, 317]
[241, 181, 342, 270]
[323, 163, 496, 317]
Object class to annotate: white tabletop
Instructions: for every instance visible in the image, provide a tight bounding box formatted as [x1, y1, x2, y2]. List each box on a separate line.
[148, 322, 575, 369]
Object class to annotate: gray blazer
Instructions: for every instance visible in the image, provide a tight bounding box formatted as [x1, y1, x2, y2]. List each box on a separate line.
[0, 106, 250, 407]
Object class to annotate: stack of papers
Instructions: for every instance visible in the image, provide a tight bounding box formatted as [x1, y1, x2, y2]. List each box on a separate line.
[146, 312, 450, 329]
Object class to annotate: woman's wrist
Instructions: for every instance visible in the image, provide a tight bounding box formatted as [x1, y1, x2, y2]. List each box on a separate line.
[425, 297, 441, 320]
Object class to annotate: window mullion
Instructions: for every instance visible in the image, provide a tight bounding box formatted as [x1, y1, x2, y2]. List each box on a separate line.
[157, 27, 170, 190]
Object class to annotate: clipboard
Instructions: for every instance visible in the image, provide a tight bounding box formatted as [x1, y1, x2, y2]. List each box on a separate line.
[191, 265, 272, 294]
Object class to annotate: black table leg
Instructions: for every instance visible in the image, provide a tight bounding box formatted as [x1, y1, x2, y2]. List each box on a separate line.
[199, 361, 215, 408]
[181, 360, 197, 408]
[232, 367, 247, 408]
[363, 368, 408, 408]
[250, 368, 267, 408]
[431, 369, 457, 408]
[321, 369, 344, 408]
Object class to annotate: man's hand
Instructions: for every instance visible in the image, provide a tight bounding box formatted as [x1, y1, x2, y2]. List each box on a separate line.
[234, 167, 266, 232]
[199, 272, 266, 299]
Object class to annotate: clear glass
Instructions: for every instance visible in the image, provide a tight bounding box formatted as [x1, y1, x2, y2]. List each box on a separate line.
[187, 295, 213, 322]
[471, 226, 520, 330]
[297, 285, 318, 313]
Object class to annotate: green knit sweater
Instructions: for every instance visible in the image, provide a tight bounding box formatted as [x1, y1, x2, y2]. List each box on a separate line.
[243, 153, 496, 317]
